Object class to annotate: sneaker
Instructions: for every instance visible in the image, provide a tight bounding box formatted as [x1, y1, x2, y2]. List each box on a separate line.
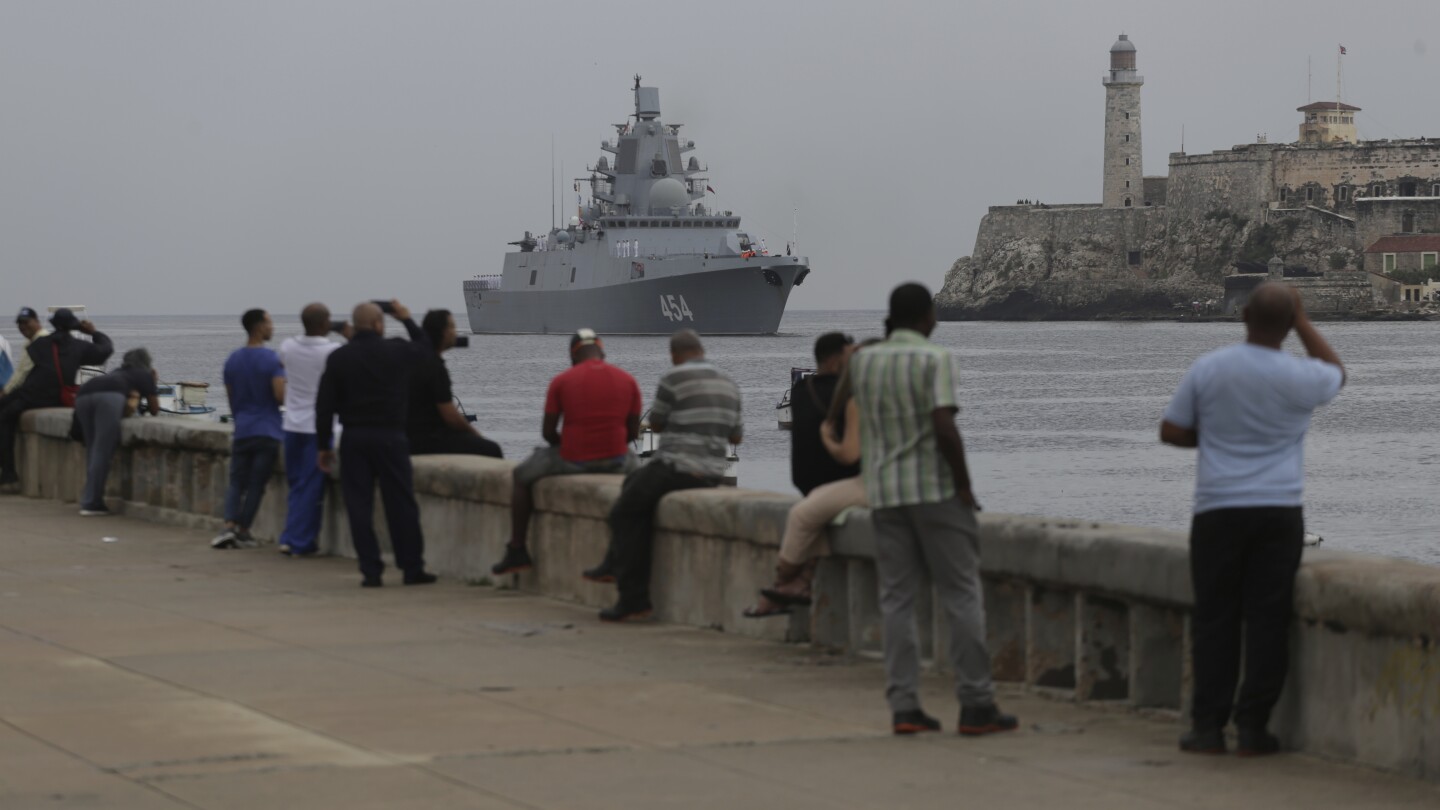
[892, 709, 942, 735]
[403, 571, 438, 586]
[280, 544, 318, 558]
[1236, 727, 1280, 757]
[1179, 727, 1228, 755]
[278, 543, 291, 555]
[210, 529, 239, 550]
[582, 563, 617, 583]
[958, 704, 1019, 736]
[598, 599, 653, 622]
[361, 575, 383, 588]
[491, 545, 534, 576]
[79, 507, 112, 517]
[235, 530, 259, 549]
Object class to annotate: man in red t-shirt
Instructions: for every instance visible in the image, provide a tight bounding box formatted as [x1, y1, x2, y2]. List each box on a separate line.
[492, 329, 643, 575]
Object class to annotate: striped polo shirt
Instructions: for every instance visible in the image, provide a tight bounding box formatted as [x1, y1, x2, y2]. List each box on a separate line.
[649, 358, 743, 479]
[851, 329, 960, 508]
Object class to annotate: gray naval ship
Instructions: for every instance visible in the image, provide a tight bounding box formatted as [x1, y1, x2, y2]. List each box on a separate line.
[463, 78, 810, 335]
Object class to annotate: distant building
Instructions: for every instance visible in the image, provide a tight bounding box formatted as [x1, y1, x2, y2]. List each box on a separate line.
[1102, 35, 1144, 209]
[1298, 101, 1361, 145]
[1364, 234, 1440, 276]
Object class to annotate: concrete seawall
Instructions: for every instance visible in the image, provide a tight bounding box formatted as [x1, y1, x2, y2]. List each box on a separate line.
[13, 409, 1440, 781]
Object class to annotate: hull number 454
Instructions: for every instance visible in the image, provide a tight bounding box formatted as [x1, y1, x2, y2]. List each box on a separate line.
[660, 294, 694, 322]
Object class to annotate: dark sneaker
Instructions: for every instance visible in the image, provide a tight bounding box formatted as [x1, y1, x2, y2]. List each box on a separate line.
[235, 530, 259, 549]
[403, 571, 438, 586]
[1236, 727, 1280, 757]
[958, 704, 1019, 736]
[598, 599, 653, 622]
[1179, 727, 1228, 754]
[361, 576, 383, 588]
[491, 545, 534, 575]
[892, 709, 942, 735]
[582, 563, 617, 583]
[210, 529, 239, 550]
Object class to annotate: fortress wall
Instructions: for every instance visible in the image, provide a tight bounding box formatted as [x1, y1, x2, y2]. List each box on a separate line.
[1166, 148, 1273, 221]
[1355, 198, 1440, 249]
[14, 408, 1440, 780]
[971, 205, 1166, 279]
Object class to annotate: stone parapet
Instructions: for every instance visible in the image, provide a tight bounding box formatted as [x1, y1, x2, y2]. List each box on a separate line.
[14, 409, 1440, 781]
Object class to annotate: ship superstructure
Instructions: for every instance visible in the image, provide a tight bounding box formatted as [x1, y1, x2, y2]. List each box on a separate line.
[464, 77, 809, 335]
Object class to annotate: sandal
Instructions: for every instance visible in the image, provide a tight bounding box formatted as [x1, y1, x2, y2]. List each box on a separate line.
[742, 595, 793, 618]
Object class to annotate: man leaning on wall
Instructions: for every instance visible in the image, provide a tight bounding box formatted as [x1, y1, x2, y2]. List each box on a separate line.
[1161, 282, 1344, 757]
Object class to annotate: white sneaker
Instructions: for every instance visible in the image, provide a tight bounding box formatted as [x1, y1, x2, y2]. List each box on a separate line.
[79, 507, 112, 517]
[211, 529, 239, 549]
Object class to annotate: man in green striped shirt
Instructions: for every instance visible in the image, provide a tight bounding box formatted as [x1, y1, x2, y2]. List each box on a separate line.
[851, 283, 1017, 737]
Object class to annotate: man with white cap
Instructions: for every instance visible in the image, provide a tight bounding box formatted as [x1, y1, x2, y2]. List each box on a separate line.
[491, 328, 642, 576]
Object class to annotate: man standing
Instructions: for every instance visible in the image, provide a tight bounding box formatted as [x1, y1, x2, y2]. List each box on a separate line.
[851, 283, 1016, 737]
[406, 309, 502, 458]
[275, 304, 347, 557]
[2, 307, 47, 397]
[491, 328, 642, 576]
[315, 301, 437, 588]
[585, 329, 742, 622]
[0, 308, 113, 492]
[212, 309, 286, 549]
[1162, 283, 1344, 756]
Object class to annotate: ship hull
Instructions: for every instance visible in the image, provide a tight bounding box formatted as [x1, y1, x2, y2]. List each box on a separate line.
[465, 260, 807, 335]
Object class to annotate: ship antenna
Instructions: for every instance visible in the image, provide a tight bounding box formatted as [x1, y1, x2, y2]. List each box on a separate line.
[550, 134, 556, 230]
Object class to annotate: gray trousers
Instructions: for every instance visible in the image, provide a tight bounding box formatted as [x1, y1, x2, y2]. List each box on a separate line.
[76, 392, 126, 510]
[872, 500, 994, 712]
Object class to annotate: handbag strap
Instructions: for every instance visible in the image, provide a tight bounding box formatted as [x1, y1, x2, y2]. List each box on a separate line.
[51, 342, 64, 386]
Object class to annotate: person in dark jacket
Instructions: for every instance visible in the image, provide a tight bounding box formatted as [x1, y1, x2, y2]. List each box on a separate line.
[315, 300, 439, 588]
[0, 308, 113, 491]
[406, 309, 503, 458]
[75, 348, 161, 516]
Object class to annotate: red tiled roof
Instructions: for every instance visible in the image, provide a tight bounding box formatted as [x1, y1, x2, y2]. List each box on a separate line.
[1298, 101, 1361, 112]
[1365, 235, 1440, 254]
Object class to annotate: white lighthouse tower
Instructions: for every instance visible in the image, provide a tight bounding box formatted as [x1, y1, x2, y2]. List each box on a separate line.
[1102, 34, 1144, 208]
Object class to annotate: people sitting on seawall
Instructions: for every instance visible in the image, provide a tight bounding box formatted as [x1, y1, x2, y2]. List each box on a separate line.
[582, 329, 743, 622]
[852, 283, 1017, 737]
[2, 307, 48, 398]
[276, 303, 350, 557]
[0, 333, 12, 390]
[1162, 282, 1344, 757]
[74, 348, 161, 517]
[491, 328, 642, 576]
[745, 332, 862, 618]
[406, 309, 503, 459]
[0, 307, 113, 494]
[212, 309, 286, 550]
[315, 301, 438, 588]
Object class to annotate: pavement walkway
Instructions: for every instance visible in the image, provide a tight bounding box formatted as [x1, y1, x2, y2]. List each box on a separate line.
[1, 496, 1436, 809]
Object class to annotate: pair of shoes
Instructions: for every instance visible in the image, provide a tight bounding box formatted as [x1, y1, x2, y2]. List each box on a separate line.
[1179, 727, 1228, 754]
[1236, 727, 1281, 757]
[598, 599, 653, 622]
[491, 545, 533, 575]
[79, 506, 112, 517]
[892, 709, 942, 735]
[582, 563, 617, 583]
[403, 571, 438, 586]
[959, 704, 1019, 736]
[210, 529, 240, 549]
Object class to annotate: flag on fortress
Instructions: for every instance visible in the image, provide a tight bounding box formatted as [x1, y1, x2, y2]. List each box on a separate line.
[1339, 45, 1347, 55]
[706, 185, 715, 194]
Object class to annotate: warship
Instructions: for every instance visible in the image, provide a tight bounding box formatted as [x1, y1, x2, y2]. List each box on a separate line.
[464, 77, 810, 335]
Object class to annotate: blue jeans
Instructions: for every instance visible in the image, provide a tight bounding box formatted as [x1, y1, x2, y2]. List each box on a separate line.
[224, 436, 280, 530]
[280, 431, 325, 553]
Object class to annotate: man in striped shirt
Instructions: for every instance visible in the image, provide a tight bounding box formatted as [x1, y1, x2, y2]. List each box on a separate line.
[585, 329, 743, 622]
[851, 283, 1017, 737]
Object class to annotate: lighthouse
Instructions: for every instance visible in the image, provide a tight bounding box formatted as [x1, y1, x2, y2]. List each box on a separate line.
[1102, 34, 1144, 208]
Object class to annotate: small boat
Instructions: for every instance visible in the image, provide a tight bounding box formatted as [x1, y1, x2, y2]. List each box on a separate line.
[154, 381, 217, 419]
[775, 367, 816, 430]
[633, 410, 739, 487]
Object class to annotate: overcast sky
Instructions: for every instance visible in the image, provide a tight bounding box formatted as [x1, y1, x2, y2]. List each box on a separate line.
[1, 1, 1435, 317]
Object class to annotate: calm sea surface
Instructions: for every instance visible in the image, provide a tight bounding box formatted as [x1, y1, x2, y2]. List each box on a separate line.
[8, 311, 1436, 564]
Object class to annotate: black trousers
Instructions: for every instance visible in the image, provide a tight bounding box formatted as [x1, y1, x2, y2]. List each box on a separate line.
[408, 430, 503, 459]
[1189, 506, 1304, 731]
[608, 460, 717, 604]
[340, 427, 426, 579]
[0, 394, 31, 483]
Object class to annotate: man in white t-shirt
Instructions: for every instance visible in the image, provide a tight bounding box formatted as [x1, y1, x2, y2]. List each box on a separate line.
[1161, 282, 1344, 757]
[276, 303, 348, 556]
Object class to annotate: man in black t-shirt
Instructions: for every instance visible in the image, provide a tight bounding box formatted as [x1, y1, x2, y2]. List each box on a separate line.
[790, 332, 858, 495]
[406, 309, 503, 458]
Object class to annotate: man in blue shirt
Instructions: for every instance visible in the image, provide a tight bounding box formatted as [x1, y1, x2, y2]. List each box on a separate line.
[1162, 283, 1344, 757]
[213, 309, 286, 549]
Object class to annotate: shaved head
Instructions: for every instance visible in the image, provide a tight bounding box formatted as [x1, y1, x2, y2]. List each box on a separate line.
[1244, 283, 1297, 343]
[301, 303, 330, 336]
[352, 302, 384, 333]
[670, 329, 703, 354]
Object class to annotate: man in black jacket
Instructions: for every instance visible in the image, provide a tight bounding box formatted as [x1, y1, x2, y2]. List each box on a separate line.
[406, 309, 503, 458]
[315, 300, 438, 588]
[790, 332, 858, 495]
[0, 308, 113, 491]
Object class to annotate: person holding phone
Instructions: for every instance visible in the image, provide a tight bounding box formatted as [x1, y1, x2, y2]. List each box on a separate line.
[275, 303, 350, 556]
[406, 309, 502, 459]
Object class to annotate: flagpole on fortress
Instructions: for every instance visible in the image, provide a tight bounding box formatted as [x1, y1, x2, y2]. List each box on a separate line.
[1336, 44, 1345, 109]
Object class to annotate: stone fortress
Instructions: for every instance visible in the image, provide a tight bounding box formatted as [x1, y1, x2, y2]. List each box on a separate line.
[936, 34, 1440, 319]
